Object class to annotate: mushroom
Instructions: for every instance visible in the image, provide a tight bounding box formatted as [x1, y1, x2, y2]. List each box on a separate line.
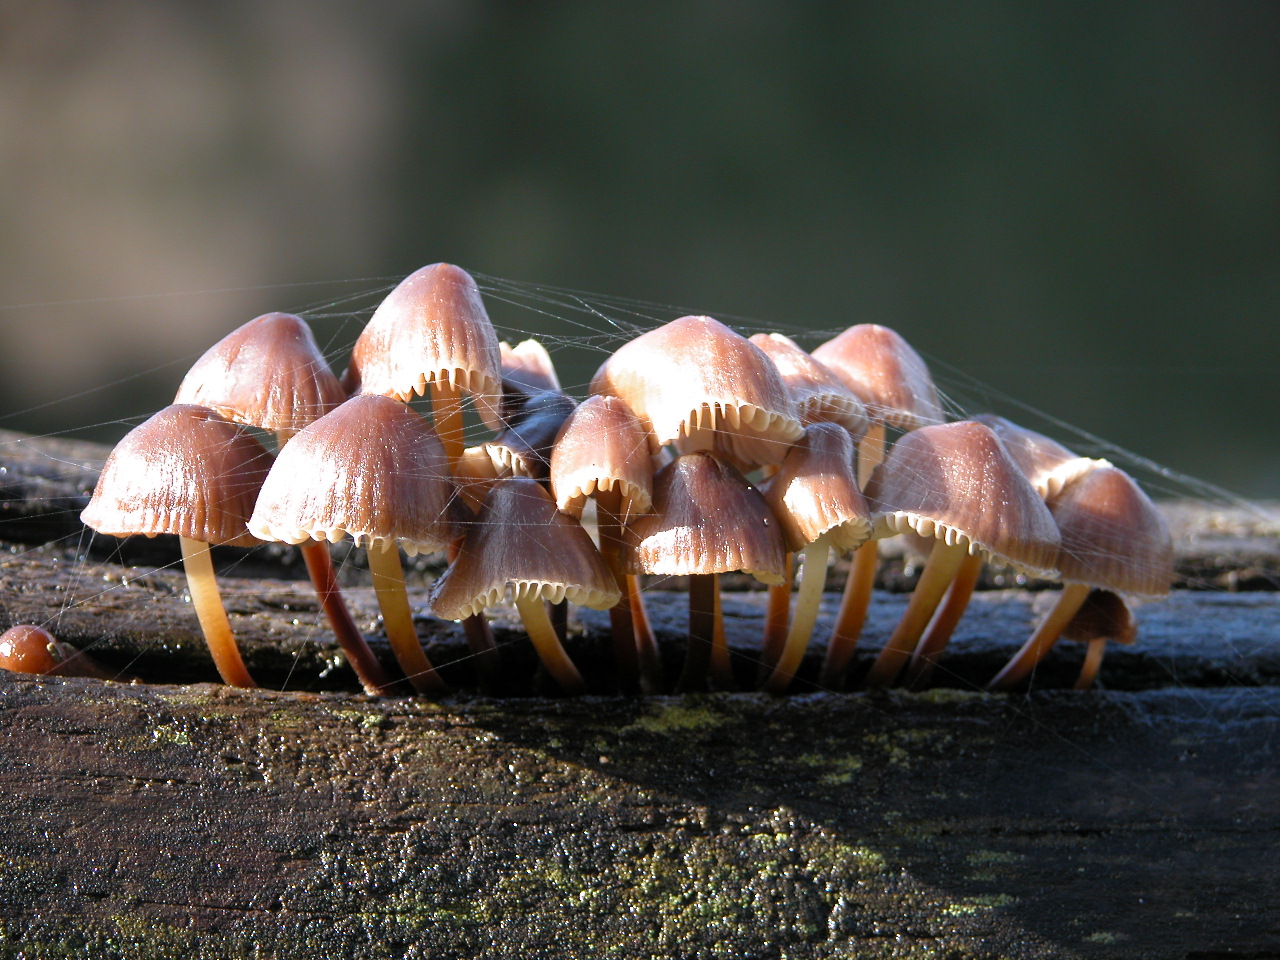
[988, 460, 1172, 691]
[0, 624, 116, 680]
[483, 389, 578, 481]
[861, 420, 1060, 688]
[344, 263, 504, 470]
[249, 394, 463, 695]
[1062, 589, 1138, 689]
[760, 423, 873, 693]
[500, 338, 562, 399]
[428, 477, 620, 693]
[811, 324, 943, 687]
[173, 310, 391, 696]
[81, 404, 271, 688]
[620, 452, 787, 691]
[550, 394, 659, 689]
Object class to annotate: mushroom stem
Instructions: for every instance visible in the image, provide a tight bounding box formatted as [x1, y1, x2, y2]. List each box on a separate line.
[445, 538, 503, 690]
[904, 552, 985, 688]
[765, 538, 829, 694]
[367, 543, 447, 695]
[628, 576, 663, 693]
[1075, 637, 1108, 690]
[514, 592, 584, 693]
[431, 378, 466, 473]
[988, 582, 1091, 691]
[865, 540, 969, 688]
[761, 556, 793, 669]
[710, 583, 735, 690]
[594, 488, 640, 686]
[820, 423, 885, 686]
[299, 542, 394, 696]
[178, 536, 256, 688]
[680, 573, 718, 692]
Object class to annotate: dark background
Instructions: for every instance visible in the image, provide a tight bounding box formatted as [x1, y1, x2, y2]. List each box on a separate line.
[2, 2, 1277, 498]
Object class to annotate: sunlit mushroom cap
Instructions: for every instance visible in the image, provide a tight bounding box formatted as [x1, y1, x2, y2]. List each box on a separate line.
[344, 263, 504, 429]
[550, 394, 655, 520]
[621, 452, 787, 585]
[248, 394, 460, 556]
[500, 338, 561, 396]
[763, 423, 873, 555]
[174, 312, 346, 434]
[971, 414, 1088, 498]
[428, 477, 621, 621]
[1046, 460, 1173, 597]
[749, 333, 869, 439]
[812, 324, 942, 430]
[483, 390, 578, 480]
[1062, 589, 1138, 646]
[865, 420, 1060, 577]
[81, 404, 270, 547]
[1, 624, 62, 675]
[590, 315, 803, 467]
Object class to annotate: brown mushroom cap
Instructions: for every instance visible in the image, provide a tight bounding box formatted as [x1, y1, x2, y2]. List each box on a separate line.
[1062, 589, 1138, 645]
[0, 624, 62, 675]
[550, 394, 655, 520]
[248, 394, 460, 556]
[749, 333, 869, 439]
[1047, 460, 1173, 597]
[621, 452, 787, 584]
[971, 414, 1087, 498]
[812, 324, 942, 430]
[174, 312, 346, 434]
[866, 420, 1060, 577]
[590, 315, 802, 467]
[763, 422, 873, 555]
[344, 263, 504, 429]
[81, 404, 270, 547]
[500, 338, 561, 396]
[428, 477, 621, 621]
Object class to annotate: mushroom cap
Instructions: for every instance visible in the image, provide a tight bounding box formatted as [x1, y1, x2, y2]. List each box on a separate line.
[174, 312, 346, 434]
[344, 263, 504, 429]
[1047, 461, 1173, 597]
[483, 390, 578, 481]
[428, 477, 621, 621]
[550, 394, 655, 520]
[81, 404, 270, 547]
[248, 394, 460, 556]
[500, 338, 561, 396]
[763, 423, 873, 556]
[866, 420, 1060, 577]
[971, 414, 1085, 498]
[0, 624, 62, 675]
[621, 452, 787, 585]
[749, 332, 869, 439]
[590, 315, 803, 468]
[811, 324, 942, 431]
[1062, 589, 1138, 645]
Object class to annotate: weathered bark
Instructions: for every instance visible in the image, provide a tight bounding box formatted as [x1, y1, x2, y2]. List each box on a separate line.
[1, 429, 1279, 959]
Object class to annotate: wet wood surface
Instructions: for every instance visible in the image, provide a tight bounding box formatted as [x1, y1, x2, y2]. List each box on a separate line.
[1, 429, 1279, 959]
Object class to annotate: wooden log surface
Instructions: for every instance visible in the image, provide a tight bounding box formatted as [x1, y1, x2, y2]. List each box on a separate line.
[1, 429, 1279, 959]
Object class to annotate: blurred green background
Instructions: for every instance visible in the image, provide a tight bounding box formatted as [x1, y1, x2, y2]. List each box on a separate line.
[2, 2, 1276, 497]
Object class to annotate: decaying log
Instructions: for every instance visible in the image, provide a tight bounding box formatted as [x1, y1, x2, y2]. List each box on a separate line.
[1, 429, 1278, 959]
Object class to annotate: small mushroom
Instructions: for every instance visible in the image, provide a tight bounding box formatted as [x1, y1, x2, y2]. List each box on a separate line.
[0, 624, 116, 680]
[250, 394, 463, 694]
[81, 404, 271, 688]
[429, 478, 620, 693]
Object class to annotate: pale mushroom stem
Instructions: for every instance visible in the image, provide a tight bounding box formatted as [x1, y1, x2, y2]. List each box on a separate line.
[1075, 638, 1108, 690]
[820, 422, 885, 686]
[513, 592, 584, 693]
[628, 576, 663, 693]
[865, 540, 969, 688]
[430, 378, 466, 472]
[904, 552, 985, 688]
[178, 535, 256, 688]
[765, 538, 829, 694]
[761, 556, 793, 669]
[299, 543, 394, 696]
[679, 573, 718, 692]
[710, 583, 735, 690]
[594, 488, 641, 686]
[367, 543, 447, 695]
[988, 582, 1091, 691]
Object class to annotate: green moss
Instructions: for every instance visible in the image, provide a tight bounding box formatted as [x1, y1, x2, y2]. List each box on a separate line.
[624, 700, 729, 736]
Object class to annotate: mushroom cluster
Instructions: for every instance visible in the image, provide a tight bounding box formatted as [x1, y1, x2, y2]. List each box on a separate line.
[75, 263, 1174, 696]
